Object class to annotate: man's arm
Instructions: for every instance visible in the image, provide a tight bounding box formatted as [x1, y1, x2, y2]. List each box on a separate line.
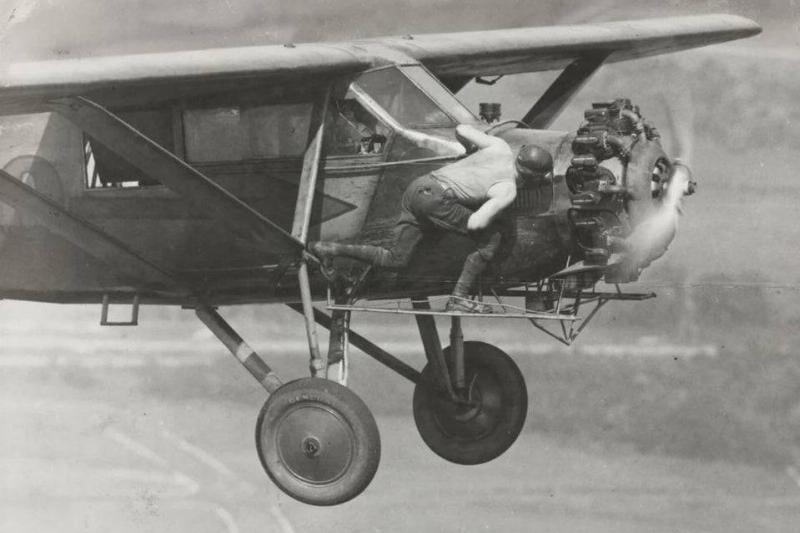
[467, 181, 516, 231]
[400, 127, 466, 156]
[455, 124, 508, 153]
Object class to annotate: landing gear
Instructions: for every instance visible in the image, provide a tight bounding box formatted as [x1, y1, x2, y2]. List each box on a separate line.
[255, 378, 381, 506]
[197, 306, 381, 506]
[412, 341, 528, 465]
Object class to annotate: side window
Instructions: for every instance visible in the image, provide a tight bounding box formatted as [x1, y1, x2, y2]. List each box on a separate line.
[325, 93, 391, 156]
[85, 109, 173, 189]
[183, 103, 312, 163]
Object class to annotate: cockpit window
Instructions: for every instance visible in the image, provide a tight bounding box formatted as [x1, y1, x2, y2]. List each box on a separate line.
[400, 65, 477, 124]
[354, 67, 453, 128]
[326, 90, 391, 156]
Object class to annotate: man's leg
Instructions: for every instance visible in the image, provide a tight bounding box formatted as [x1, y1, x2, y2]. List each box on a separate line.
[311, 175, 442, 269]
[311, 223, 423, 269]
[452, 244, 498, 298]
[447, 220, 506, 313]
[414, 190, 500, 312]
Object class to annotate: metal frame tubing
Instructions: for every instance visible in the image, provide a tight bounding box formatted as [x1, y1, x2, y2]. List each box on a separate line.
[292, 86, 331, 377]
[412, 299, 456, 399]
[195, 306, 282, 393]
[288, 304, 421, 384]
[449, 316, 465, 390]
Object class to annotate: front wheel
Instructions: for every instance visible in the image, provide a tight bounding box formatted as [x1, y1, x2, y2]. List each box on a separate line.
[412, 341, 528, 465]
[255, 378, 381, 506]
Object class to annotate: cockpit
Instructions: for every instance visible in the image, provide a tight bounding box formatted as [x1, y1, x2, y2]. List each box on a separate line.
[326, 65, 479, 157]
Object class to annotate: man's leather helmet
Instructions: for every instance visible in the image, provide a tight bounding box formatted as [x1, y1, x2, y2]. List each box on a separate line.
[516, 145, 553, 176]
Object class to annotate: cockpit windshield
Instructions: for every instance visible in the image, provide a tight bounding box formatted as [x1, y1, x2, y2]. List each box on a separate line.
[353, 66, 476, 128]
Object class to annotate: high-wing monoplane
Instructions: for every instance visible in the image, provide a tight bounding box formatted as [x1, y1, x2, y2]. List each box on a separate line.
[0, 14, 760, 505]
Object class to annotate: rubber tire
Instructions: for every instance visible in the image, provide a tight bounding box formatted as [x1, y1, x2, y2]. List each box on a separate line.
[413, 341, 527, 465]
[255, 378, 381, 506]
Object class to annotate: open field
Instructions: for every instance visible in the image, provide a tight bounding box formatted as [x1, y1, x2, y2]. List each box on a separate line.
[2, 370, 800, 533]
[2, 302, 800, 532]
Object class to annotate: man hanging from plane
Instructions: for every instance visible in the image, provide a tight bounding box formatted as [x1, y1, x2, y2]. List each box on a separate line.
[311, 125, 554, 313]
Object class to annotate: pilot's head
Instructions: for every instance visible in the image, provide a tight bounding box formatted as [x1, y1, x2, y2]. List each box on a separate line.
[516, 145, 553, 184]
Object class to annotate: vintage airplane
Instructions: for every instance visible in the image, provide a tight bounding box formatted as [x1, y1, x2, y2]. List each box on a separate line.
[0, 14, 760, 505]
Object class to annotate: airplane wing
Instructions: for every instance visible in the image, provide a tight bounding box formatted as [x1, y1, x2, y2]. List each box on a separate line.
[0, 14, 760, 110]
[0, 44, 370, 111]
[0, 13, 759, 264]
[377, 14, 762, 77]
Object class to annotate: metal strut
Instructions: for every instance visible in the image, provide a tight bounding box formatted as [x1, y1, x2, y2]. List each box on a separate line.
[288, 304, 421, 384]
[195, 306, 282, 393]
[449, 316, 465, 391]
[413, 298, 457, 400]
[292, 86, 330, 378]
[522, 52, 609, 129]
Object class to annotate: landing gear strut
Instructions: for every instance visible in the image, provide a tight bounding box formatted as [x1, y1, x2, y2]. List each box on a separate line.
[196, 304, 381, 506]
[411, 300, 528, 464]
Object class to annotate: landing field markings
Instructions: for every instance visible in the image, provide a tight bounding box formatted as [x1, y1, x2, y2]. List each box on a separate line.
[104, 427, 253, 532]
[160, 428, 296, 533]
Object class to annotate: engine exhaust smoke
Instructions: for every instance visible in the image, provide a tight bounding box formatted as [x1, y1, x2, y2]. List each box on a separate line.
[622, 162, 693, 271]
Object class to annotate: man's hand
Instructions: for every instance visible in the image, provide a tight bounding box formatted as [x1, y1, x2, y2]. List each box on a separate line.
[466, 181, 516, 231]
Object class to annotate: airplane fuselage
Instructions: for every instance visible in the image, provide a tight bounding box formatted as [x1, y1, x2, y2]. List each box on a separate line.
[0, 110, 582, 305]
[0, 62, 605, 306]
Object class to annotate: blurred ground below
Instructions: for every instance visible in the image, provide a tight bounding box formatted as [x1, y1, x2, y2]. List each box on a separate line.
[3, 300, 800, 531]
[2, 364, 800, 533]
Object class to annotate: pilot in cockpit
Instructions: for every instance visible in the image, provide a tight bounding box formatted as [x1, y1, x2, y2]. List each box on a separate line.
[332, 99, 387, 155]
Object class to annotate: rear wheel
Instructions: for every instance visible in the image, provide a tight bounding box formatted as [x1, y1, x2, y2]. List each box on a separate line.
[255, 378, 380, 506]
[412, 341, 527, 465]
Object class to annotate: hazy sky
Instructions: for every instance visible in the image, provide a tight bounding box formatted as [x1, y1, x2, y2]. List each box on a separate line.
[0, 0, 795, 60]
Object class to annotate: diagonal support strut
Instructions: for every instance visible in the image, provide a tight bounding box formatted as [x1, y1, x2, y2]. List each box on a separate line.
[48, 96, 304, 254]
[288, 304, 422, 384]
[196, 306, 282, 393]
[522, 52, 609, 129]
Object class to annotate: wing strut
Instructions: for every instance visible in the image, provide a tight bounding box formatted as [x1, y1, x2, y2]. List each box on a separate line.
[522, 52, 609, 129]
[48, 97, 305, 255]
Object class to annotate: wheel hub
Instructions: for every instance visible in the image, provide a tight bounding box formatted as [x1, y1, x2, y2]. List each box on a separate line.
[433, 373, 502, 439]
[302, 436, 321, 457]
[275, 403, 354, 485]
[449, 385, 483, 422]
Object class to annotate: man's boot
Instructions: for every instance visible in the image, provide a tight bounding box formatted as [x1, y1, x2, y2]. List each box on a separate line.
[445, 253, 493, 314]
